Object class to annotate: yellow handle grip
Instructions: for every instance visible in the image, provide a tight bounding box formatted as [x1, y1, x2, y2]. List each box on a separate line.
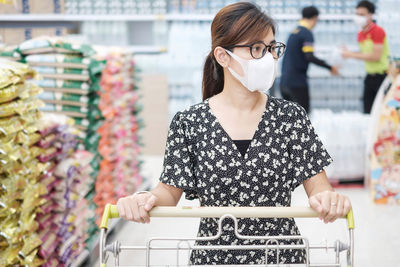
[100, 204, 120, 229]
[100, 204, 355, 230]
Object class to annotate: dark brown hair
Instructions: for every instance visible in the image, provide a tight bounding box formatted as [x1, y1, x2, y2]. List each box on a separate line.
[202, 2, 276, 100]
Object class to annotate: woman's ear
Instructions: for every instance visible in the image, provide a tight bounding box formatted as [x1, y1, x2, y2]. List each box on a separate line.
[214, 46, 229, 68]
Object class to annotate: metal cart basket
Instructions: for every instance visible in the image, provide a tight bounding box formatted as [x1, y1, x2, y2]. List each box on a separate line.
[99, 204, 354, 267]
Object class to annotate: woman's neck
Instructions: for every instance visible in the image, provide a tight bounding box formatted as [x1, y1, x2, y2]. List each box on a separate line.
[218, 80, 266, 112]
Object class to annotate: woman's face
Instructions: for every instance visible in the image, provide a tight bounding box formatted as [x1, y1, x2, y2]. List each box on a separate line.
[228, 30, 275, 77]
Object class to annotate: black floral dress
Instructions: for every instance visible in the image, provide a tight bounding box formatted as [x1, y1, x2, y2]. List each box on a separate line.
[159, 96, 332, 265]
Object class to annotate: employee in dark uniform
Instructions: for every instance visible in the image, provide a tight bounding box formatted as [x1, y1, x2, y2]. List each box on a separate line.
[341, 1, 390, 114]
[280, 6, 338, 113]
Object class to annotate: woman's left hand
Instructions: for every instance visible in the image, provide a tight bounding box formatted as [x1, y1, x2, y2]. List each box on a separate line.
[309, 190, 352, 223]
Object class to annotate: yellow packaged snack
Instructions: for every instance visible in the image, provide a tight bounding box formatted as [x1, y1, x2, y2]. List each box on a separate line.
[0, 116, 24, 137]
[0, 84, 25, 104]
[18, 234, 42, 260]
[0, 134, 15, 155]
[0, 245, 21, 266]
[14, 132, 41, 147]
[20, 249, 44, 267]
[0, 98, 44, 118]
[0, 60, 37, 89]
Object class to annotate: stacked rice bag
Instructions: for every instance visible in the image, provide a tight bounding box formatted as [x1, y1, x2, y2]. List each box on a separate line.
[0, 60, 46, 266]
[35, 114, 97, 266]
[0, 46, 22, 61]
[94, 52, 143, 221]
[17, 37, 105, 134]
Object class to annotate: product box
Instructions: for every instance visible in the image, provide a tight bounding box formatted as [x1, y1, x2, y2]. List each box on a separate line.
[0, 28, 28, 46]
[0, 27, 67, 45]
[139, 73, 169, 155]
[0, 0, 65, 14]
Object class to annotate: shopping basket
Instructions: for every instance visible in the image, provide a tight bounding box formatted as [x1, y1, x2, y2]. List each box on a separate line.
[99, 204, 354, 267]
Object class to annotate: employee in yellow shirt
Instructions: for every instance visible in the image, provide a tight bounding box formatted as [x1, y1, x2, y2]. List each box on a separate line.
[342, 0, 390, 114]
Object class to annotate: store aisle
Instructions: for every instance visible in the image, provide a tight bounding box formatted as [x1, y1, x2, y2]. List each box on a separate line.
[95, 156, 399, 267]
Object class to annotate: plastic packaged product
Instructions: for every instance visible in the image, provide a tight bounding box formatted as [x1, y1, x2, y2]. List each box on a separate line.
[0, 47, 21, 61]
[41, 103, 88, 113]
[38, 233, 59, 260]
[37, 147, 58, 163]
[39, 91, 89, 105]
[0, 59, 37, 89]
[32, 66, 90, 81]
[36, 133, 59, 149]
[13, 131, 41, 147]
[24, 54, 105, 72]
[0, 98, 44, 118]
[0, 84, 24, 104]
[32, 66, 90, 76]
[17, 37, 95, 56]
[18, 234, 42, 260]
[0, 82, 42, 105]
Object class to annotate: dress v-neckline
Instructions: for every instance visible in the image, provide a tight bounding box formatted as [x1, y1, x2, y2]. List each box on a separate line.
[205, 97, 270, 160]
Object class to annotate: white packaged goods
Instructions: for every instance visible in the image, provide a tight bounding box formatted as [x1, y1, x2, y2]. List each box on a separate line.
[311, 109, 370, 181]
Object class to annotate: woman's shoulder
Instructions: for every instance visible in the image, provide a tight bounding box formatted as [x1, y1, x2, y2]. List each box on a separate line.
[268, 95, 308, 119]
[172, 100, 209, 124]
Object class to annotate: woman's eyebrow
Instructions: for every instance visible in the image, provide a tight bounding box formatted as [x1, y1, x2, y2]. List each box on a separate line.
[269, 40, 277, 45]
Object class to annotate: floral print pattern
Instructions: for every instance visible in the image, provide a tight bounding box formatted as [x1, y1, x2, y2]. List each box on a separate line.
[160, 96, 332, 264]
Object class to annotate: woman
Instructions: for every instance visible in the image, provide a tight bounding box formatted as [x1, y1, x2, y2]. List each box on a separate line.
[117, 2, 352, 265]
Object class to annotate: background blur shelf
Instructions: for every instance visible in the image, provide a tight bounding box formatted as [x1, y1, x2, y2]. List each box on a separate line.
[0, 13, 355, 22]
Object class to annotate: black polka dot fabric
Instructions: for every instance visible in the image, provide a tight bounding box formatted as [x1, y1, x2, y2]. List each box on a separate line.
[159, 96, 333, 264]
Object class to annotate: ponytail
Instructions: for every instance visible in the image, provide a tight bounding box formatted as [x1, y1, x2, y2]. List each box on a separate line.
[202, 52, 224, 101]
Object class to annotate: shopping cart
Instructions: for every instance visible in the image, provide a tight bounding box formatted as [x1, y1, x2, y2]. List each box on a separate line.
[99, 204, 354, 267]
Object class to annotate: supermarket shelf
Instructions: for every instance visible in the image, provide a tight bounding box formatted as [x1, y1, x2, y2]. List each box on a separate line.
[129, 45, 168, 54]
[93, 45, 167, 55]
[0, 14, 160, 21]
[0, 13, 355, 22]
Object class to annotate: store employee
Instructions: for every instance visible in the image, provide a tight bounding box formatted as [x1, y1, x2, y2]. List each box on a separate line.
[280, 6, 338, 113]
[342, 0, 390, 114]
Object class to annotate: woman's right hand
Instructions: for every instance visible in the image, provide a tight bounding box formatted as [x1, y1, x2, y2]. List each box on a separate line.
[116, 192, 158, 224]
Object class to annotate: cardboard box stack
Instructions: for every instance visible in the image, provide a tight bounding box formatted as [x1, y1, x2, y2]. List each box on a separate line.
[0, 0, 67, 45]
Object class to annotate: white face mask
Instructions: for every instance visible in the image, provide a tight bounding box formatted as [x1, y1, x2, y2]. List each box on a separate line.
[225, 49, 277, 93]
[353, 15, 368, 28]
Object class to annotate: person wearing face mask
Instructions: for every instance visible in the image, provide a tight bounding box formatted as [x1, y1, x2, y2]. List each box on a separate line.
[342, 0, 390, 114]
[280, 6, 339, 114]
[116, 2, 352, 265]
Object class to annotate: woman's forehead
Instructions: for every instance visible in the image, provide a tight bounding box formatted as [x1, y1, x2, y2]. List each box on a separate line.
[237, 31, 275, 45]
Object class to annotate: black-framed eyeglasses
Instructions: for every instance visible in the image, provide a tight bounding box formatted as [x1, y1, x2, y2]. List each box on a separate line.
[226, 41, 286, 59]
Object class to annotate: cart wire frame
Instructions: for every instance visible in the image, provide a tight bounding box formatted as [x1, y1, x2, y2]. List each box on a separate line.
[99, 205, 354, 267]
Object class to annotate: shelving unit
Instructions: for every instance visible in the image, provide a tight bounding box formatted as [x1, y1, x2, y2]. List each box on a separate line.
[0, 13, 355, 22]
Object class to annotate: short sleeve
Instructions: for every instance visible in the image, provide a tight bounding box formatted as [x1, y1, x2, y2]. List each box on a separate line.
[288, 104, 333, 191]
[302, 30, 314, 53]
[371, 27, 386, 44]
[159, 112, 198, 200]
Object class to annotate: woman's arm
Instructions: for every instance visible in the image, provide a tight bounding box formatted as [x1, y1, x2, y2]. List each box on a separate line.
[303, 171, 352, 223]
[117, 182, 183, 223]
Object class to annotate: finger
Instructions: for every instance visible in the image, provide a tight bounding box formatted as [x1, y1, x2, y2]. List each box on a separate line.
[325, 192, 338, 223]
[145, 194, 157, 211]
[138, 203, 150, 224]
[131, 198, 141, 223]
[117, 199, 127, 220]
[125, 198, 135, 221]
[343, 198, 352, 217]
[335, 195, 344, 221]
[309, 196, 323, 219]
[320, 192, 331, 222]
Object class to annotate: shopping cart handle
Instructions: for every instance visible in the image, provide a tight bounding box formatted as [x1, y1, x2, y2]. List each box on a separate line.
[100, 204, 354, 230]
